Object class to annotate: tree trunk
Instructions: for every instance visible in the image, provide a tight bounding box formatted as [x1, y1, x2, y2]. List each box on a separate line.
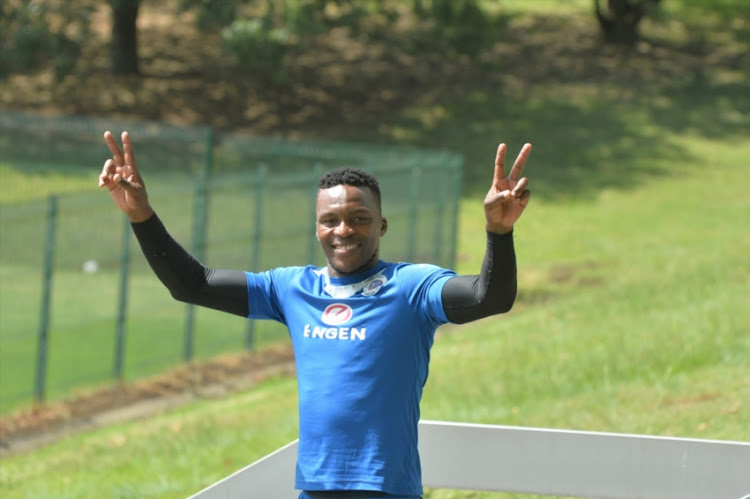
[111, 0, 140, 75]
[594, 0, 655, 46]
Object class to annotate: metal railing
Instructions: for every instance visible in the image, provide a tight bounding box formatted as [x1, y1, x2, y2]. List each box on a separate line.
[189, 420, 750, 499]
[0, 111, 463, 412]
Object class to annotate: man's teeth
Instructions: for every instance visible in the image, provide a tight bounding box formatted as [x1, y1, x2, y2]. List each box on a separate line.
[338, 244, 357, 250]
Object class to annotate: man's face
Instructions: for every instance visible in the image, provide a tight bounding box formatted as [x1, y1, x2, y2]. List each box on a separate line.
[316, 184, 387, 277]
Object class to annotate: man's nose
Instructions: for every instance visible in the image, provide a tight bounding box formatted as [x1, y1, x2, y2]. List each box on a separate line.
[334, 221, 354, 236]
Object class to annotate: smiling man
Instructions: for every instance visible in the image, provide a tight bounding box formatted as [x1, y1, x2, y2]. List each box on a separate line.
[99, 131, 531, 499]
[315, 170, 387, 277]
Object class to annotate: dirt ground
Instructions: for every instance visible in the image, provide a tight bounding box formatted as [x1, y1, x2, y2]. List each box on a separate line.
[0, 344, 296, 456]
[2, 3, 730, 137]
[1, 3, 743, 455]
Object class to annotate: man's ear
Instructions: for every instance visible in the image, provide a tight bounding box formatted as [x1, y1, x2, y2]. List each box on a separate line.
[380, 218, 388, 236]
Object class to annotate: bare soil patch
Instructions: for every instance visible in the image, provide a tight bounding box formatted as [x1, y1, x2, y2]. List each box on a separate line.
[0, 344, 295, 456]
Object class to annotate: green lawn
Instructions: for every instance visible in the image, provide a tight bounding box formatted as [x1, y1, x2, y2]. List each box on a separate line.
[1, 131, 746, 498]
[0, 163, 454, 411]
[1, 1, 749, 498]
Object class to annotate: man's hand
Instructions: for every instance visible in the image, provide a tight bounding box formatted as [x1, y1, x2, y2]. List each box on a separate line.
[484, 142, 532, 234]
[99, 131, 154, 223]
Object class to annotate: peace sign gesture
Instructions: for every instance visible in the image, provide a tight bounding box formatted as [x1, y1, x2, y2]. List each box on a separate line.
[98, 131, 154, 223]
[484, 142, 532, 234]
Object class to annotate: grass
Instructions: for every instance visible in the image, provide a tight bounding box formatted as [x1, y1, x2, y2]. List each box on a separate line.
[0, 159, 458, 414]
[0, 165, 97, 204]
[0, 163, 455, 411]
[1, 130, 747, 498]
[1, 1, 749, 498]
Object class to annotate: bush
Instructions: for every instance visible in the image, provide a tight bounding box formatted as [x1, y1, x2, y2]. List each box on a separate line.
[221, 19, 292, 82]
[0, 0, 94, 81]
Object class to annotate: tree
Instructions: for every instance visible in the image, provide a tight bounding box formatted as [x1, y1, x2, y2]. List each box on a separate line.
[110, 0, 141, 74]
[0, 0, 95, 80]
[594, 0, 662, 45]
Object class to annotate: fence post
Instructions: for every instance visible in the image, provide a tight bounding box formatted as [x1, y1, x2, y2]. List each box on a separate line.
[307, 163, 323, 265]
[35, 194, 57, 403]
[407, 166, 421, 262]
[433, 162, 446, 266]
[448, 158, 462, 270]
[246, 163, 268, 351]
[184, 127, 214, 362]
[113, 213, 131, 380]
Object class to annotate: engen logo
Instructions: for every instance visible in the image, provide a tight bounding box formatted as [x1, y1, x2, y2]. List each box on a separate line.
[321, 303, 353, 325]
[303, 303, 364, 340]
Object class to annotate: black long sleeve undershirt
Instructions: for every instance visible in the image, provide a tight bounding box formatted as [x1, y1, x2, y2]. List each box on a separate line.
[441, 230, 517, 324]
[131, 213, 249, 317]
[131, 213, 517, 323]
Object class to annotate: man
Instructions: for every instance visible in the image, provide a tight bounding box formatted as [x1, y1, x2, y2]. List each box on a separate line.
[99, 131, 531, 499]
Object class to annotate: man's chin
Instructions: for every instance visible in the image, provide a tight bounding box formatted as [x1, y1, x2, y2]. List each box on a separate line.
[330, 262, 359, 276]
[328, 259, 368, 277]
[326, 251, 378, 277]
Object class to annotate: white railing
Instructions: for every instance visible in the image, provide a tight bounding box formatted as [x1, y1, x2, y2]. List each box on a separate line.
[190, 420, 750, 499]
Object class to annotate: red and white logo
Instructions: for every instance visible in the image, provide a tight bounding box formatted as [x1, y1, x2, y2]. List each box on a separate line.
[321, 303, 353, 325]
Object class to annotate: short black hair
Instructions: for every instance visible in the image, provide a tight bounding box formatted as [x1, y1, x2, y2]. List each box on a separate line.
[318, 167, 381, 207]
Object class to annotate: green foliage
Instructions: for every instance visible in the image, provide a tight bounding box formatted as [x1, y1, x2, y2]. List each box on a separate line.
[285, 0, 372, 35]
[409, 0, 491, 59]
[179, 0, 241, 31]
[428, 0, 484, 27]
[221, 18, 291, 82]
[0, 0, 95, 80]
[594, 0, 663, 44]
[48, 31, 83, 81]
[203, 0, 494, 78]
[670, 0, 750, 21]
[1, 1, 50, 75]
[219, 1, 375, 81]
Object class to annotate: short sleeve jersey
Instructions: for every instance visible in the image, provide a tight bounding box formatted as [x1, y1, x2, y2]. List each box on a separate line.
[245, 260, 456, 495]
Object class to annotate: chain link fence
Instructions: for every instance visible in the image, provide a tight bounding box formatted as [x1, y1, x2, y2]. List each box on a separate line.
[0, 111, 462, 413]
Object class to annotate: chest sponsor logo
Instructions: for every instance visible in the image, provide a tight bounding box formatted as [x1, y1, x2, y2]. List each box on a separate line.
[303, 303, 365, 340]
[321, 303, 353, 325]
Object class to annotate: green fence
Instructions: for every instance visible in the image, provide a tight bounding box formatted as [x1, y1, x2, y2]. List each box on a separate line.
[0, 111, 462, 413]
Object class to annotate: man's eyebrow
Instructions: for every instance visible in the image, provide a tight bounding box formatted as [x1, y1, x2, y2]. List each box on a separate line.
[318, 207, 372, 216]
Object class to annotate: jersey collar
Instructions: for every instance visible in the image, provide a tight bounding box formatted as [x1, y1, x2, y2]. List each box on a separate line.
[315, 261, 389, 298]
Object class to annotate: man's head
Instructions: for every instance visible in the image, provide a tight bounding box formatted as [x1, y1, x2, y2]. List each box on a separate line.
[316, 167, 387, 277]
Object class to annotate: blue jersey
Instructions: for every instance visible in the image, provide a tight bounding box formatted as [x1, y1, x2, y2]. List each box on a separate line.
[245, 260, 456, 495]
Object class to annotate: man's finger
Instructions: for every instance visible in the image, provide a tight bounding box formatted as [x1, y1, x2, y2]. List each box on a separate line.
[117, 177, 135, 189]
[104, 131, 125, 167]
[99, 159, 115, 188]
[101, 158, 115, 175]
[114, 172, 143, 191]
[493, 143, 507, 187]
[511, 177, 529, 196]
[518, 189, 531, 207]
[508, 143, 532, 181]
[486, 190, 512, 207]
[122, 131, 137, 172]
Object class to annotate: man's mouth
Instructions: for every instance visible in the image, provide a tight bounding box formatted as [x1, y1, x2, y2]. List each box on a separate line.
[333, 243, 359, 253]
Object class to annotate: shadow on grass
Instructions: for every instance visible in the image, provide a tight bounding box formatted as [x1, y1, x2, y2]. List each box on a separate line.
[2, 9, 748, 202]
[378, 47, 749, 200]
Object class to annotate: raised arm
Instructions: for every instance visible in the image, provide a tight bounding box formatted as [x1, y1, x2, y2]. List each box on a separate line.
[442, 142, 531, 324]
[99, 131, 154, 222]
[99, 131, 249, 317]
